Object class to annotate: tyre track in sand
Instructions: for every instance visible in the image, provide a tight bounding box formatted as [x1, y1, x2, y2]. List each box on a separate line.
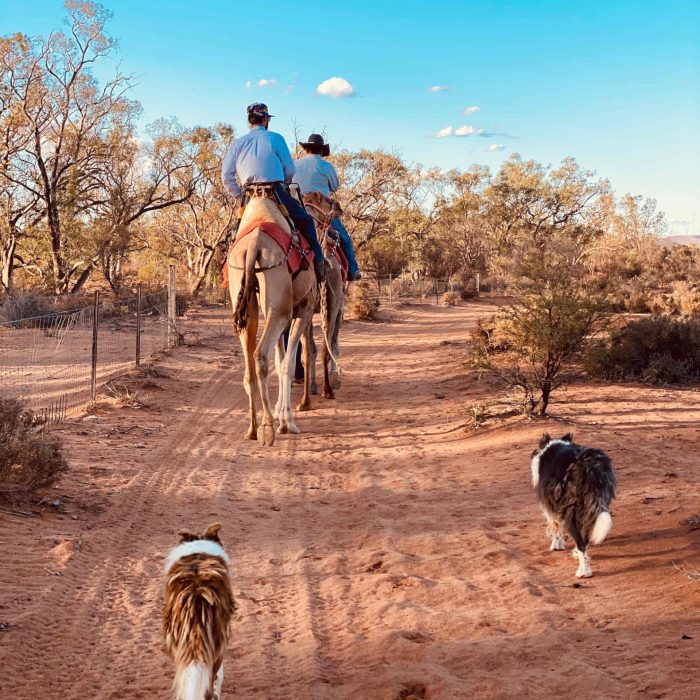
[2, 304, 699, 699]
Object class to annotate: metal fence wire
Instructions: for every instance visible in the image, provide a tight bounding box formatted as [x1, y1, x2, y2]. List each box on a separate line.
[0, 271, 233, 422]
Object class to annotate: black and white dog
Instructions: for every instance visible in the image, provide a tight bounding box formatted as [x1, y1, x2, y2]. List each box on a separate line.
[531, 433, 617, 577]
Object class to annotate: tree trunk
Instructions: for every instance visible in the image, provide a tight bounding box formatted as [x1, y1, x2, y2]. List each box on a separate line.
[1, 234, 18, 292]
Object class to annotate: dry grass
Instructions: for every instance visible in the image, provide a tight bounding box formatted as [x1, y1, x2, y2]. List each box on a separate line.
[0, 397, 68, 496]
[442, 291, 460, 307]
[349, 281, 379, 320]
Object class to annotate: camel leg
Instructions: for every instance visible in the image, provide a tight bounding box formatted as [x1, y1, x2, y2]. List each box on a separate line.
[240, 295, 259, 441]
[254, 313, 289, 447]
[308, 326, 319, 395]
[322, 338, 335, 400]
[296, 325, 312, 412]
[329, 295, 343, 391]
[273, 336, 285, 422]
[278, 315, 309, 434]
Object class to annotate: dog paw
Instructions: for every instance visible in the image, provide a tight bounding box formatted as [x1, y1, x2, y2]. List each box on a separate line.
[575, 568, 592, 578]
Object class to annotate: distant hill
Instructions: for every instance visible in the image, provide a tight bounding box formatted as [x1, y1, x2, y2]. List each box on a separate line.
[665, 235, 700, 246]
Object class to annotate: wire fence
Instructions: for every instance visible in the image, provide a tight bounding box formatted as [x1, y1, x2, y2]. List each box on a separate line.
[0, 269, 233, 422]
[366, 273, 503, 306]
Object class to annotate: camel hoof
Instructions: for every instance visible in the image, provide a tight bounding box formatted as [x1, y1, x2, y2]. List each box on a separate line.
[262, 425, 275, 447]
[242, 427, 258, 441]
[322, 391, 335, 400]
[330, 372, 341, 390]
[278, 423, 289, 434]
[296, 402, 311, 412]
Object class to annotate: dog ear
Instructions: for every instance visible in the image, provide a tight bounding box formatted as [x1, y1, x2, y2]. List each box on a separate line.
[539, 433, 551, 449]
[203, 523, 222, 543]
[561, 432, 573, 443]
[178, 529, 199, 543]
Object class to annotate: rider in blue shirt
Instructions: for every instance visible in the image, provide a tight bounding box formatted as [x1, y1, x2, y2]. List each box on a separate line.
[221, 104, 325, 281]
[293, 134, 361, 281]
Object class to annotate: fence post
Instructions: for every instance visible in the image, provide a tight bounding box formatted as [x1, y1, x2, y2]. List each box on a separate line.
[389, 273, 393, 307]
[475, 273, 480, 298]
[135, 284, 142, 367]
[90, 290, 99, 400]
[167, 265, 177, 348]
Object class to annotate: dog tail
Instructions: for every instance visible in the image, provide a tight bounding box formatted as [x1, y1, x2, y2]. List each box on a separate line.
[174, 662, 210, 700]
[590, 511, 612, 545]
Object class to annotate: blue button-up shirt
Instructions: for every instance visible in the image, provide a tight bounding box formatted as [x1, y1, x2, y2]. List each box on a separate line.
[221, 126, 295, 197]
[292, 154, 339, 198]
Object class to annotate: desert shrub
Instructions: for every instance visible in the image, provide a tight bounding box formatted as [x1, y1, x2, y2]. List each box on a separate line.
[349, 281, 379, 320]
[473, 244, 600, 416]
[389, 277, 415, 298]
[0, 290, 54, 324]
[442, 291, 460, 306]
[670, 281, 700, 316]
[0, 398, 68, 495]
[460, 286, 478, 300]
[622, 279, 654, 313]
[586, 316, 700, 384]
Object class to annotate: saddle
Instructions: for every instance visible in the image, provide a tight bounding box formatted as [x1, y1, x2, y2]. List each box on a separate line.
[323, 229, 349, 283]
[222, 200, 314, 288]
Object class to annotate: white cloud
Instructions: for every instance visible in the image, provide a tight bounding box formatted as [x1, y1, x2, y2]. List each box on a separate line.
[428, 85, 451, 93]
[463, 105, 480, 116]
[244, 80, 252, 89]
[257, 78, 277, 88]
[488, 144, 505, 152]
[454, 125, 485, 136]
[434, 125, 454, 138]
[316, 76, 355, 98]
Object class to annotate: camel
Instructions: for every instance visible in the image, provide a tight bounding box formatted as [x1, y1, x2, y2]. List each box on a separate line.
[303, 192, 346, 400]
[227, 187, 332, 446]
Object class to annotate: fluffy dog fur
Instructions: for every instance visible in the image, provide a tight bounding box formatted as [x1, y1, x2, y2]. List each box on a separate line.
[163, 524, 236, 700]
[531, 433, 617, 577]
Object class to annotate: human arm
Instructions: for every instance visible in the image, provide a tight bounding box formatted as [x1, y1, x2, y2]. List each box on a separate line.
[221, 142, 242, 197]
[326, 162, 340, 193]
[272, 133, 296, 183]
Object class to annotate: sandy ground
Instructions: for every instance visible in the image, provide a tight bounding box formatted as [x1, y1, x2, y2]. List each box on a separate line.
[1, 302, 699, 699]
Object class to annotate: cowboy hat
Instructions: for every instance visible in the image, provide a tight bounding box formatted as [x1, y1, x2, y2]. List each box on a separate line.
[300, 133, 330, 157]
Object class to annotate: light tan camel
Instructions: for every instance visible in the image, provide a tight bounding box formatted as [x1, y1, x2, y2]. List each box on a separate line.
[227, 188, 329, 446]
[303, 192, 346, 400]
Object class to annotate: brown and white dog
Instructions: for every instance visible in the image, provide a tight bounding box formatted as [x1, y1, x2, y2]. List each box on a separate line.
[163, 524, 236, 700]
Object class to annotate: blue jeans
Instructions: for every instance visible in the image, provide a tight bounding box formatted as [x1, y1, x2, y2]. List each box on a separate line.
[331, 218, 359, 276]
[273, 184, 324, 263]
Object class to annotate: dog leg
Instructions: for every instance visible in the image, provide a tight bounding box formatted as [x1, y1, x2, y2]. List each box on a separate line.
[214, 665, 224, 700]
[546, 516, 566, 551]
[575, 548, 592, 578]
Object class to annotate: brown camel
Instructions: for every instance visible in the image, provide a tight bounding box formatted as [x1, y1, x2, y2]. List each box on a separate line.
[303, 192, 346, 400]
[227, 187, 331, 446]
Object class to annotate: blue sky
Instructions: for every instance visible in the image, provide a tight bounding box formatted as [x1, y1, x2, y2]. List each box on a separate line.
[2, 0, 698, 234]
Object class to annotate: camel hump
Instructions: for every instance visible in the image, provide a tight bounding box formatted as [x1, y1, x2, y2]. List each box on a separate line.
[240, 196, 290, 234]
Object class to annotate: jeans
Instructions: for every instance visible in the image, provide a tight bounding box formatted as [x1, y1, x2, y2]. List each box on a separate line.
[331, 218, 360, 276]
[273, 184, 324, 263]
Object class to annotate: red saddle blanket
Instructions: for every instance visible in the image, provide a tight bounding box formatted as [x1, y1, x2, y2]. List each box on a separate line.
[326, 238, 349, 283]
[222, 220, 314, 288]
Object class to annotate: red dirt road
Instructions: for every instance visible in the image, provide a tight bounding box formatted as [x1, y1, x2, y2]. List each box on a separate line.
[1, 303, 699, 699]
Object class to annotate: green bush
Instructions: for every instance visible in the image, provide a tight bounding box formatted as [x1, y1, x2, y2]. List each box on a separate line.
[587, 316, 700, 384]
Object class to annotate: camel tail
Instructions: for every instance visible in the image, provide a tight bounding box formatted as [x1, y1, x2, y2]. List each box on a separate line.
[233, 235, 258, 334]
